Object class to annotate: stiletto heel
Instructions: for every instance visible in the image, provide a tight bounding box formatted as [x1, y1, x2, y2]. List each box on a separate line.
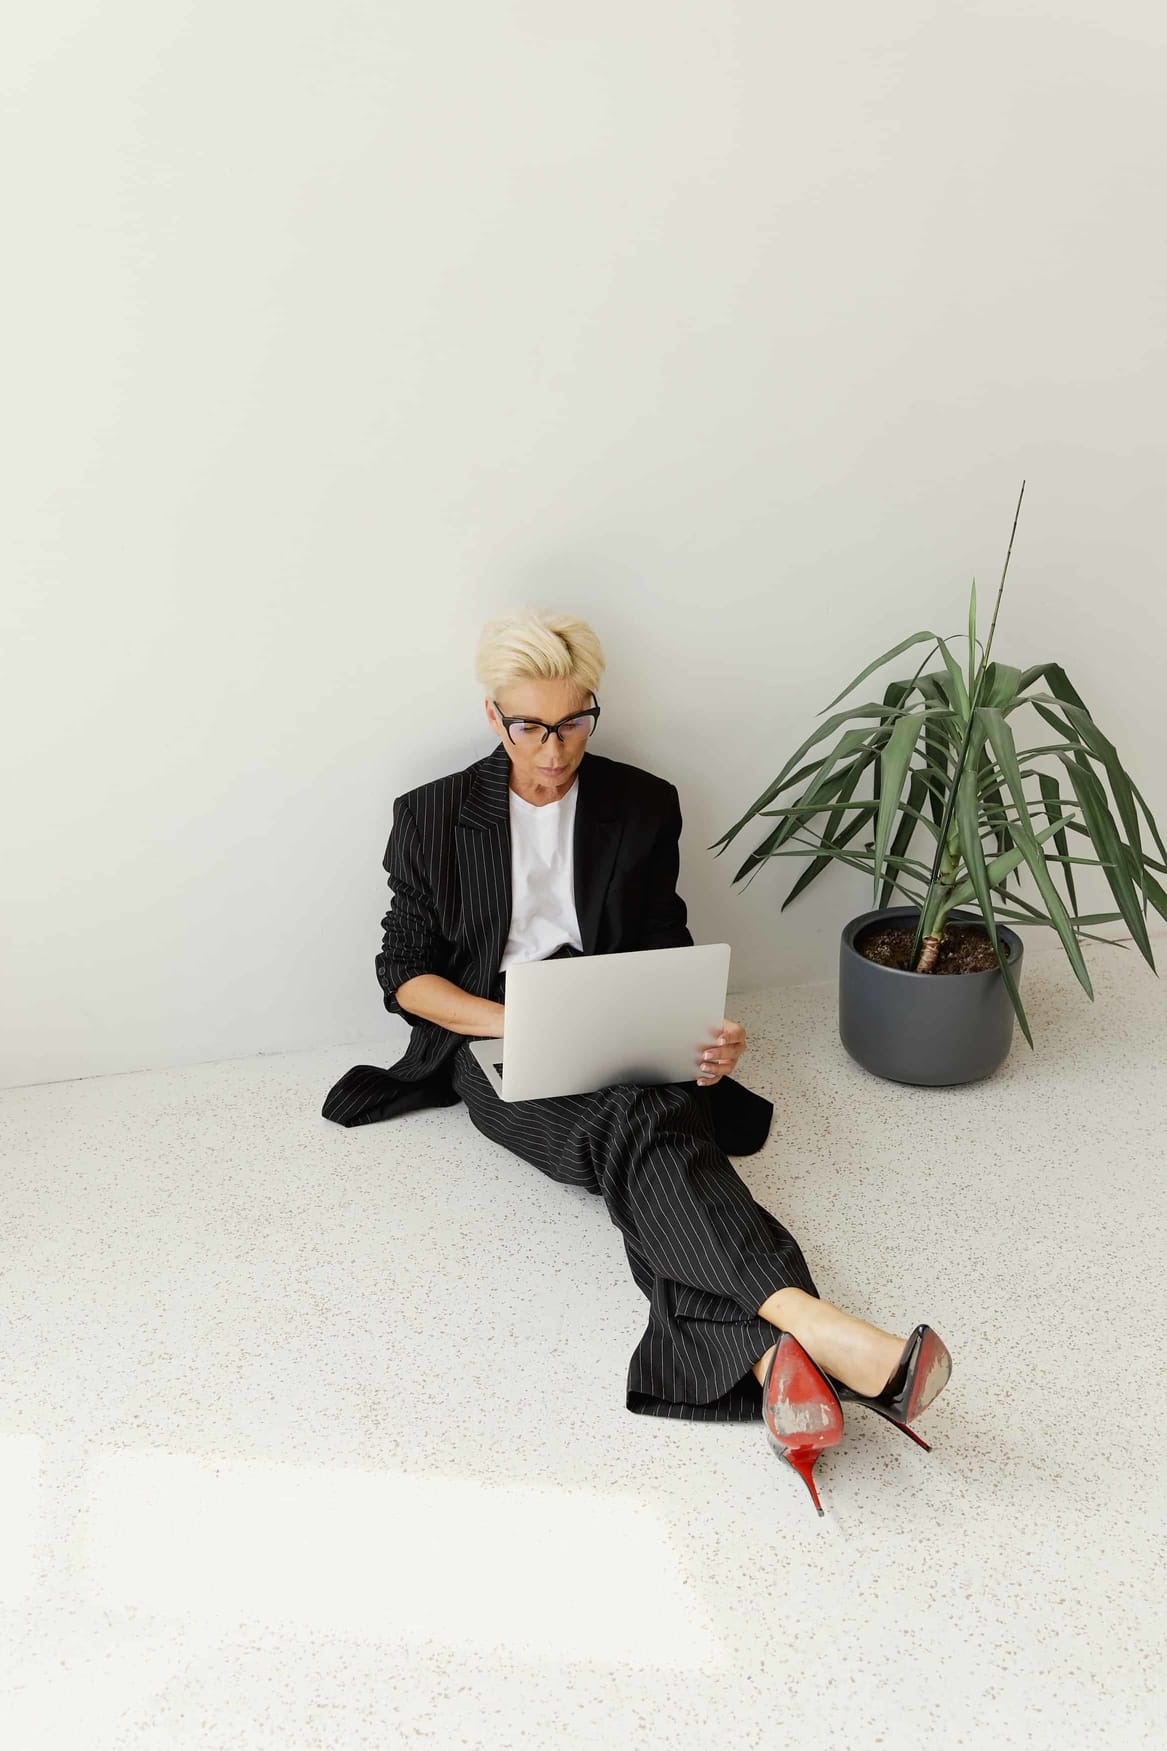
[760, 1333, 844, 1517]
[833, 1324, 951, 1449]
[880, 1415, 932, 1452]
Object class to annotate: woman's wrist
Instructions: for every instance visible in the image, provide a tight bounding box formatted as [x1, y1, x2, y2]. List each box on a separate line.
[395, 974, 505, 1036]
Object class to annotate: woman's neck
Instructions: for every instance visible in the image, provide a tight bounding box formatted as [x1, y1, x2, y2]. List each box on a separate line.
[508, 768, 578, 808]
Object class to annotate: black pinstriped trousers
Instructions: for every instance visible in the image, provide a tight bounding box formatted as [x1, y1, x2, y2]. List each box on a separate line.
[450, 953, 820, 1422]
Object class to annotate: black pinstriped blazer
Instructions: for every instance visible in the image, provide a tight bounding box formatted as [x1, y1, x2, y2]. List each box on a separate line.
[322, 739, 774, 1153]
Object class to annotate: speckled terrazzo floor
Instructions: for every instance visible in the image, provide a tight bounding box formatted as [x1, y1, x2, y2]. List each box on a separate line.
[2, 938, 1165, 1750]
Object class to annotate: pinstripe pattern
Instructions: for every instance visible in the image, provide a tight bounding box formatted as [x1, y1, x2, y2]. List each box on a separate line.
[450, 1016, 816, 1420]
[368, 739, 819, 1421]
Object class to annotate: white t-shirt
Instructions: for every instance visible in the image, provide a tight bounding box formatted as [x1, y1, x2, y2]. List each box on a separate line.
[499, 777, 583, 972]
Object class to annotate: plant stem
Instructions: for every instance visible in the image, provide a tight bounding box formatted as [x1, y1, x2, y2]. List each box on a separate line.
[909, 481, 1026, 969]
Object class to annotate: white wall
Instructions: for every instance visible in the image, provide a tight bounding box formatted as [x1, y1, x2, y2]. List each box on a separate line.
[4, 1, 1165, 1089]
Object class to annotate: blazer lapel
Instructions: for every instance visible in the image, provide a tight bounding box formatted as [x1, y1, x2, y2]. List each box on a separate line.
[455, 742, 513, 989]
[573, 752, 621, 956]
[455, 741, 622, 975]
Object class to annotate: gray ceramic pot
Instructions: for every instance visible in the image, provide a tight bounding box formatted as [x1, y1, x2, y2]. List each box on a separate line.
[838, 905, 1025, 1086]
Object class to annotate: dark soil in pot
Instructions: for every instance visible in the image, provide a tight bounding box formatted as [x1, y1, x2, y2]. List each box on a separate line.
[856, 920, 1016, 975]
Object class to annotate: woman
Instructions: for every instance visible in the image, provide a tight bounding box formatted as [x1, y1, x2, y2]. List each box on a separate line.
[365, 610, 951, 1514]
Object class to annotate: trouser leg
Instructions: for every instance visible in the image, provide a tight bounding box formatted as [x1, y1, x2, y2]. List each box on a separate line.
[581, 1074, 816, 1317]
[449, 1038, 818, 1421]
[591, 1079, 819, 1418]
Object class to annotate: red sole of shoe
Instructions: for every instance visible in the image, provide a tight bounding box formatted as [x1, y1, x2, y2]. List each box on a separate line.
[763, 1335, 845, 1452]
[905, 1328, 952, 1423]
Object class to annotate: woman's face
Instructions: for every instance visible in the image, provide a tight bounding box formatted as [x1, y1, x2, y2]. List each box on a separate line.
[484, 679, 595, 790]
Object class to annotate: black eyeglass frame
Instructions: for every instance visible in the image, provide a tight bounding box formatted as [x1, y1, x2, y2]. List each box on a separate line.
[492, 693, 601, 747]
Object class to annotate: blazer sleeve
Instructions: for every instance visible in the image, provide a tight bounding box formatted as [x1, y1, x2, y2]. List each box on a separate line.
[637, 783, 695, 951]
[375, 795, 451, 1026]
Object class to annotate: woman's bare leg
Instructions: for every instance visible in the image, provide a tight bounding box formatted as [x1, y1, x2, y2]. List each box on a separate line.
[752, 1287, 904, 1396]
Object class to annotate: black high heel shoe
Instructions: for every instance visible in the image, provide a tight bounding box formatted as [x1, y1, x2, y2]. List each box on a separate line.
[832, 1324, 952, 1451]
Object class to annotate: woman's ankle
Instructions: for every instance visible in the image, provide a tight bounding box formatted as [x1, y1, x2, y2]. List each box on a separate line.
[758, 1291, 904, 1398]
[803, 1304, 903, 1397]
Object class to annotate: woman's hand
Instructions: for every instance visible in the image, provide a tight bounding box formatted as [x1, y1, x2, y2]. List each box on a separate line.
[696, 1017, 747, 1087]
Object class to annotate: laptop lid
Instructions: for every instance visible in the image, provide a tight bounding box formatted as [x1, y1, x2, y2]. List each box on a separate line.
[468, 943, 731, 1102]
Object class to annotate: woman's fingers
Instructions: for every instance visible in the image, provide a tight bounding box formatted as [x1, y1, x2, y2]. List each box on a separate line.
[697, 1019, 748, 1084]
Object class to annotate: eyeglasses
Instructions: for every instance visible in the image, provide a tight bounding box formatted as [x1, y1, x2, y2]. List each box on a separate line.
[493, 693, 601, 747]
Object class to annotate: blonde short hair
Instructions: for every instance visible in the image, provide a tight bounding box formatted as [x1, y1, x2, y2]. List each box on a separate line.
[475, 610, 605, 705]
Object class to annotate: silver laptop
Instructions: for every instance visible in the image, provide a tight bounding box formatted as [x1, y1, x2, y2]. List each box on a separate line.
[467, 943, 731, 1102]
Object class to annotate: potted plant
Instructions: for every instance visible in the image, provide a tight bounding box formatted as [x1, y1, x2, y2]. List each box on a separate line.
[711, 484, 1167, 1085]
